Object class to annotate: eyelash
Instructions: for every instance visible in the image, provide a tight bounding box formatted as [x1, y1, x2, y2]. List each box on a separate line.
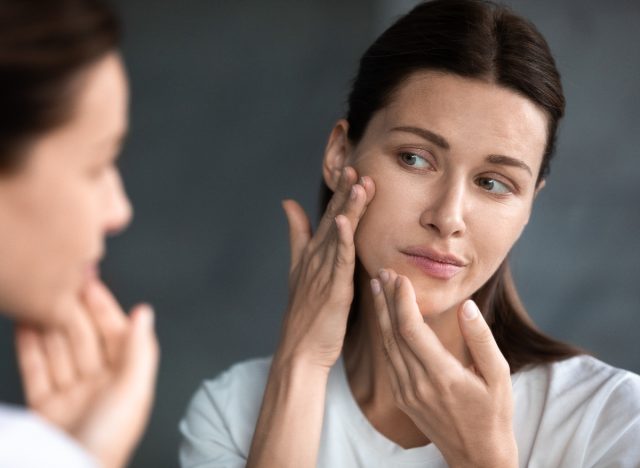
[397, 151, 435, 171]
[397, 151, 518, 196]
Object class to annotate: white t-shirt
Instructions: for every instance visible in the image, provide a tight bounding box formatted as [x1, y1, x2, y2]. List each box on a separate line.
[0, 404, 97, 467]
[179, 354, 640, 468]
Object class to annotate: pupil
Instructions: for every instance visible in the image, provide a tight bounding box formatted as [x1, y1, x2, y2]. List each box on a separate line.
[404, 154, 416, 165]
[484, 179, 494, 190]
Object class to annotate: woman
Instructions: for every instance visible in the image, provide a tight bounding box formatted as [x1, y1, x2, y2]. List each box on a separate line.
[0, 0, 158, 467]
[180, 1, 640, 467]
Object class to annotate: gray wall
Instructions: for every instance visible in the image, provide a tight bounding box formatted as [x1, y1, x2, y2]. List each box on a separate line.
[1, 1, 638, 466]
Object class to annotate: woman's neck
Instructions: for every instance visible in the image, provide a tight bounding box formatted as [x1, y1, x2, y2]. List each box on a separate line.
[342, 268, 471, 449]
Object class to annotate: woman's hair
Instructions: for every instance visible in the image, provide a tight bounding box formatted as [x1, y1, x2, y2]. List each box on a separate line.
[0, 0, 119, 172]
[321, 0, 582, 372]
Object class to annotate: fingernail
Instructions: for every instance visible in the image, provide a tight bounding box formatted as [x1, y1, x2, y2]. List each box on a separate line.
[335, 215, 343, 229]
[359, 176, 366, 186]
[370, 279, 381, 295]
[350, 186, 357, 200]
[379, 269, 390, 283]
[395, 276, 402, 289]
[138, 304, 155, 327]
[462, 300, 479, 320]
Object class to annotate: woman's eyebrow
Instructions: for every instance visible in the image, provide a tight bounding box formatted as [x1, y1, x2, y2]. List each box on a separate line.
[486, 154, 532, 177]
[389, 126, 450, 149]
[390, 125, 532, 177]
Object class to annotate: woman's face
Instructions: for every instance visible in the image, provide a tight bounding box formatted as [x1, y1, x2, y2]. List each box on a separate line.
[0, 53, 131, 326]
[332, 71, 548, 317]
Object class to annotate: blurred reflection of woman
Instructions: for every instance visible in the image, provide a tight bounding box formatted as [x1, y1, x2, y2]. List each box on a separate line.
[0, 1, 158, 467]
[180, 1, 640, 467]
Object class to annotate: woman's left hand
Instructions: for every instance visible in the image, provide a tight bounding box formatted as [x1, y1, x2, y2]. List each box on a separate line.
[371, 269, 518, 468]
[15, 279, 159, 468]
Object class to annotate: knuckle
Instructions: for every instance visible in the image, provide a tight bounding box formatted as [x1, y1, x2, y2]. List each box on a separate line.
[398, 321, 418, 342]
[382, 333, 396, 354]
[415, 379, 430, 402]
[400, 386, 417, 408]
[473, 328, 495, 345]
[496, 357, 511, 377]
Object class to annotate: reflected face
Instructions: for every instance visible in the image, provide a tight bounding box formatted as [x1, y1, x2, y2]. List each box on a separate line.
[347, 71, 547, 316]
[0, 53, 131, 326]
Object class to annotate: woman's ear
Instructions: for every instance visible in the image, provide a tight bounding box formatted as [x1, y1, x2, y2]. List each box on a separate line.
[534, 179, 546, 198]
[322, 119, 350, 191]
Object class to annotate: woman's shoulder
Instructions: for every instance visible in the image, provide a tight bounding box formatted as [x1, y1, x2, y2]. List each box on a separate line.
[200, 356, 273, 396]
[179, 356, 273, 465]
[184, 355, 272, 422]
[513, 355, 640, 466]
[517, 354, 640, 397]
[0, 403, 97, 467]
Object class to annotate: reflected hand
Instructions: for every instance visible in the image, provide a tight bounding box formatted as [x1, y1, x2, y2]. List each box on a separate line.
[277, 166, 375, 370]
[15, 280, 159, 468]
[371, 269, 517, 468]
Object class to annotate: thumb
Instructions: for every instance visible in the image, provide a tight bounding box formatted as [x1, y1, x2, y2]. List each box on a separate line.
[458, 300, 509, 384]
[77, 304, 158, 468]
[115, 304, 159, 411]
[120, 304, 160, 399]
[282, 199, 312, 269]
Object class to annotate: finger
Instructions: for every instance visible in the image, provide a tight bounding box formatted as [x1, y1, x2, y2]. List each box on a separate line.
[282, 199, 312, 269]
[42, 329, 76, 390]
[15, 326, 53, 405]
[339, 179, 373, 234]
[331, 214, 357, 286]
[458, 300, 510, 384]
[115, 304, 159, 412]
[390, 275, 429, 383]
[63, 301, 104, 378]
[379, 270, 421, 384]
[85, 280, 128, 366]
[393, 275, 459, 377]
[314, 166, 357, 240]
[371, 272, 410, 385]
[359, 175, 376, 205]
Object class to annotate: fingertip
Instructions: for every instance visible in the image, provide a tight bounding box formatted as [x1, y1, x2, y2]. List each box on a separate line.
[133, 304, 155, 330]
[378, 268, 390, 284]
[461, 300, 480, 321]
[370, 278, 381, 295]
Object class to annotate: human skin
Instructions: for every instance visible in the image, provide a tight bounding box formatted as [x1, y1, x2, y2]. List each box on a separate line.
[0, 53, 131, 326]
[0, 53, 159, 468]
[248, 71, 548, 467]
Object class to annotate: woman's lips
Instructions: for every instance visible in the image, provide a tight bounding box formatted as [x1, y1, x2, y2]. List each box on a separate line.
[402, 248, 466, 280]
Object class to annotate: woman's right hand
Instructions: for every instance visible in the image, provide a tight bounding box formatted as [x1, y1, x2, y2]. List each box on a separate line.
[276, 166, 375, 371]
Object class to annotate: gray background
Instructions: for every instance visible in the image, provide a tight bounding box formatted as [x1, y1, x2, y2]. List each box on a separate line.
[1, 1, 638, 466]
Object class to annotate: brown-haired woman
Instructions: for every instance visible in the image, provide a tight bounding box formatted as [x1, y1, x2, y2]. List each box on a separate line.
[0, 1, 158, 466]
[180, 1, 640, 467]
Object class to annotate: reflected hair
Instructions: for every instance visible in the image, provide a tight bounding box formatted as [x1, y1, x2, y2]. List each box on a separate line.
[320, 0, 582, 372]
[0, 0, 119, 171]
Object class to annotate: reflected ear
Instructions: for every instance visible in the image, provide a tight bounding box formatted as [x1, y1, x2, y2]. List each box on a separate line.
[523, 179, 546, 226]
[322, 119, 350, 191]
[534, 179, 546, 198]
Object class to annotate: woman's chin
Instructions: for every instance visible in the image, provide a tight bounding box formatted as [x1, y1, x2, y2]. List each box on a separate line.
[414, 290, 463, 319]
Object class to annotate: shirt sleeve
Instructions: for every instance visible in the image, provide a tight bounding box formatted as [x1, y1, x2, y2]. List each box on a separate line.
[179, 359, 272, 468]
[179, 381, 249, 468]
[586, 372, 640, 468]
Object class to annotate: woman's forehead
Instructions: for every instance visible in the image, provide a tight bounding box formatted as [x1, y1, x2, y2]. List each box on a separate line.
[367, 71, 548, 161]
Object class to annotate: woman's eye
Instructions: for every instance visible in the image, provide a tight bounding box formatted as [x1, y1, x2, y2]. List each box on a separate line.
[477, 177, 511, 194]
[399, 152, 432, 169]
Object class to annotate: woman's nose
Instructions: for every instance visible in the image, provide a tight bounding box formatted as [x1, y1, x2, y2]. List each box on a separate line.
[419, 178, 467, 238]
[103, 169, 133, 236]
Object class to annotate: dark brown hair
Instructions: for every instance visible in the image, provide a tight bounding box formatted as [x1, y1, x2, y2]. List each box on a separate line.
[0, 0, 119, 171]
[322, 0, 582, 372]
